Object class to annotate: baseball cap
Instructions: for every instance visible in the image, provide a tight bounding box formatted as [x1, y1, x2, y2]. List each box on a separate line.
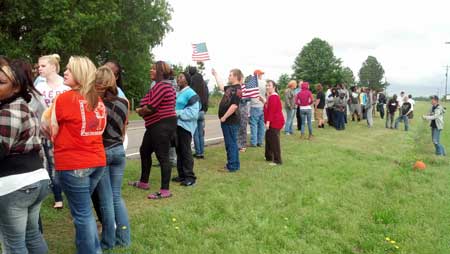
[254, 69, 265, 76]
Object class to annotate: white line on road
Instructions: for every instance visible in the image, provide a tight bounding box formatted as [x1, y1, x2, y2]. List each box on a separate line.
[126, 136, 225, 158]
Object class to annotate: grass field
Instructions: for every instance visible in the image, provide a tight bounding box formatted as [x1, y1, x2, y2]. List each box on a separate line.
[40, 101, 450, 254]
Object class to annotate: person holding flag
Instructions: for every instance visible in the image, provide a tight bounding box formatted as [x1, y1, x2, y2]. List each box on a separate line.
[249, 70, 266, 147]
[212, 68, 243, 172]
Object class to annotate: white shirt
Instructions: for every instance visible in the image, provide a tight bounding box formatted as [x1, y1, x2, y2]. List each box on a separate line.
[408, 98, 415, 111]
[0, 168, 49, 196]
[35, 76, 70, 107]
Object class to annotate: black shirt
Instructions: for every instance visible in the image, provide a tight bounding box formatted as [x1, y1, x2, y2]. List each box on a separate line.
[400, 102, 412, 116]
[378, 93, 386, 104]
[218, 84, 241, 125]
[387, 99, 398, 113]
[316, 91, 325, 109]
[431, 104, 438, 128]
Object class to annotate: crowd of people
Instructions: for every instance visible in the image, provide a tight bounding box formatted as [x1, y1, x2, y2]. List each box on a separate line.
[0, 54, 446, 254]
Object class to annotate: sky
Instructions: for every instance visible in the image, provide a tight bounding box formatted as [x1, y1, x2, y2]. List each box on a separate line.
[152, 0, 450, 96]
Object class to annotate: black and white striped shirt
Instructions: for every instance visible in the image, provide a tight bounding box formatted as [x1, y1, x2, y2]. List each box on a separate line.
[103, 97, 129, 149]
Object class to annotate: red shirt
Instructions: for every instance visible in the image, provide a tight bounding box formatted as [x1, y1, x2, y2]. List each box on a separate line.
[264, 93, 285, 129]
[53, 90, 107, 170]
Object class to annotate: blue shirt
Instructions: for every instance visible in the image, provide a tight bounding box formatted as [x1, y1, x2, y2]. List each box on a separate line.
[176, 87, 200, 135]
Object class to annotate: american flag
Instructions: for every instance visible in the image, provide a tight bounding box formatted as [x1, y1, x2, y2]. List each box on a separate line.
[192, 43, 210, 62]
[243, 75, 260, 98]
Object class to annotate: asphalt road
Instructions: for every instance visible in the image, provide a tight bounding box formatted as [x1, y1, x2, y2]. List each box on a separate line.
[126, 112, 302, 159]
[126, 114, 224, 159]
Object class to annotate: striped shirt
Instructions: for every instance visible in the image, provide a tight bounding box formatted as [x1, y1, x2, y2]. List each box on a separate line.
[140, 80, 176, 128]
[103, 97, 129, 149]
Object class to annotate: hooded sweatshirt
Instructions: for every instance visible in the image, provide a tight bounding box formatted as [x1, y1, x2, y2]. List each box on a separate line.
[423, 104, 446, 130]
[295, 82, 314, 109]
[188, 67, 209, 112]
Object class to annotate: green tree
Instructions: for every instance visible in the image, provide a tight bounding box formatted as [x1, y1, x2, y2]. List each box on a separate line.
[340, 67, 355, 86]
[0, 0, 173, 99]
[276, 73, 291, 98]
[292, 38, 343, 86]
[358, 56, 386, 90]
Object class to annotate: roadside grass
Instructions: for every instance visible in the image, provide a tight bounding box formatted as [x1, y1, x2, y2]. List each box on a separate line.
[40, 101, 450, 253]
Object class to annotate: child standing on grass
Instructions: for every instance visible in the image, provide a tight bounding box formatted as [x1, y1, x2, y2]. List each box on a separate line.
[422, 95, 446, 156]
[261, 80, 285, 165]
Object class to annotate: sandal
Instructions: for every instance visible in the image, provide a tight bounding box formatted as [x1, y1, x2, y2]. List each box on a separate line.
[147, 190, 172, 199]
[128, 181, 150, 190]
[53, 201, 63, 209]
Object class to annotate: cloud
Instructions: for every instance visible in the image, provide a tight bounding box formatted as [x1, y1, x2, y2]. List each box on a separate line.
[153, 0, 450, 96]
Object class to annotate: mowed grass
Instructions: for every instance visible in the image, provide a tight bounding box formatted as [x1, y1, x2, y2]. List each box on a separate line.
[40, 101, 450, 254]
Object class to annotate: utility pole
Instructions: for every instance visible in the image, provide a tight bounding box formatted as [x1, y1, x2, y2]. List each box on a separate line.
[446, 65, 448, 101]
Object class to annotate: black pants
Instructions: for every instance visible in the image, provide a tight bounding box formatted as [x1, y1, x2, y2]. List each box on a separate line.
[265, 128, 282, 164]
[379, 104, 385, 119]
[139, 117, 177, 190]
[176, 126, 196, 181]
[296, 107, 302, 130]
[326, 108, 334, 126]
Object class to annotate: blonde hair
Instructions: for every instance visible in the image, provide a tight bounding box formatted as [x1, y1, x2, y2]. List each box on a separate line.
[39, 54, 61, 73]
[67, 56, 98, 110]
[287, 80, 297, 89]
[96, 66, 118, 98]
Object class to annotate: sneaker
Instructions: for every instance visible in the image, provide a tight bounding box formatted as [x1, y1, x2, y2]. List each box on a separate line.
[257, 144, 262, 147]
[193, 154, 204, 159]
[180, 179, 196, 186]
[171, 176, 185, 183]
[308, 134, 314, 140]
[268, 162, 278, 166]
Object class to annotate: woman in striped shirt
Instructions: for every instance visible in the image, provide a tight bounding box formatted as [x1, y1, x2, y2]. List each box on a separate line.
[130, 61, 177, 199]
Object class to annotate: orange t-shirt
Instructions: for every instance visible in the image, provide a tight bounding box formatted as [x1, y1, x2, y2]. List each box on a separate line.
[53, 90, 107, 170]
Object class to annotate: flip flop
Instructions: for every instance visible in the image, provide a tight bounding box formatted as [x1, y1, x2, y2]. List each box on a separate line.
[147, 191, 172, 200]
[128, 181, 150, 190]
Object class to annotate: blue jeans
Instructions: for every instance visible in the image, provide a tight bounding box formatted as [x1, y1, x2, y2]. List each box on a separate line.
[394, 115, 409, 131]
[193, 111, 205, 156]
[249, 107, 265, 146]
[221, 123, 240, 171]
[334, 110, 345, 130]
[96, 145, 131, 249]
[42, 139, 63, 202]
[432, 128, 446, 156]
[284, 108, 296, 134]
[58, 167, 106, 254]
[300, 109, 313, 135]
[0, 179, 50, 254]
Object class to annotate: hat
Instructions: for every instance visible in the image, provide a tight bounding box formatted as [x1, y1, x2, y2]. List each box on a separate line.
[432, 95, 439, 101]
[254, 69, 264, 76]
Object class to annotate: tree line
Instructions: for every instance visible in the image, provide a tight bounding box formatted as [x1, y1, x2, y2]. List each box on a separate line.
[278, 38, 387, 94]
[0, 0, 173, 99]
